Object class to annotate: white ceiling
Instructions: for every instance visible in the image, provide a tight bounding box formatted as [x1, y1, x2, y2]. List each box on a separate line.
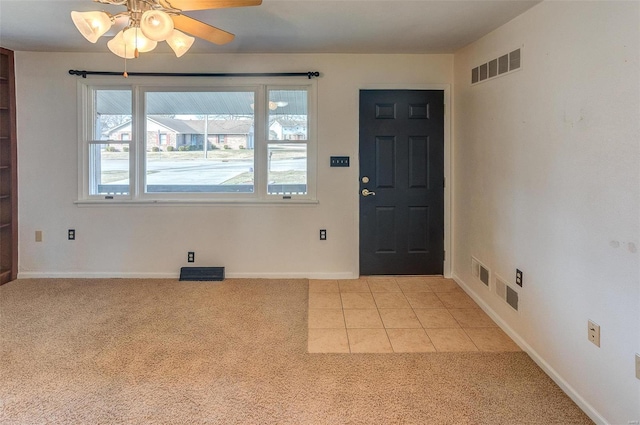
[0, 0, 541, 54]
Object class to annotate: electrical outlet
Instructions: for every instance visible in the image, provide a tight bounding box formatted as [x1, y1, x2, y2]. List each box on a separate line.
[516, 269, 523, 287]
[35, 230, 42, 242]
[319, 229, 327, 240]
[68, 229, 75, 240]
[588, 320, 600, 347]
[187, 252, 195, 263]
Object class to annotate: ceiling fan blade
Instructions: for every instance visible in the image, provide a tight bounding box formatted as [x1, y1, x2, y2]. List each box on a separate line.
[160, 0, 262, 11]
[172, 15, 235, 45]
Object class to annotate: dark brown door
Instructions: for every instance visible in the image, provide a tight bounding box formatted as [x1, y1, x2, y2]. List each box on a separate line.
[359, 90, 444, 275]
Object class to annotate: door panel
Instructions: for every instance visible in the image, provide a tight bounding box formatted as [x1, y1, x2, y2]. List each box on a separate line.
[359, 90, 444, 275]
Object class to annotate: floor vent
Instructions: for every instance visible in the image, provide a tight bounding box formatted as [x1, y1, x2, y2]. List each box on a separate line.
[179, 267, 225, 281]
[472, 47, 522, 85]
[471, 257, 490, 287]
[495, 274, 518, 311]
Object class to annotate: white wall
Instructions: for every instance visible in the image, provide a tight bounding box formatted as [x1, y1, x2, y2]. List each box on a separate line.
[16, 52, 452, 279]
[452, 1, 639, 424]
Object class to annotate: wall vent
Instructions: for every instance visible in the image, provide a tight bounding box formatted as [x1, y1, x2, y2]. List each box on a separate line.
[479, 265, 490, 286]
[471, 257, 490, 287]
[471, 258, 480, 278]
[495, 274, 519, 312]
[471, 47, 522, 85]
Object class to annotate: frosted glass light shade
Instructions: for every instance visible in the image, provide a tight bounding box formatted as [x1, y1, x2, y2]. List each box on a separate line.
[166, 30, 195, 57]
[140, 10, 174, 41]
[71, 11, 112, 43]
[107, 31, 135, 58]
[122, 28, 158, 53]
[107, 29, 157, 58]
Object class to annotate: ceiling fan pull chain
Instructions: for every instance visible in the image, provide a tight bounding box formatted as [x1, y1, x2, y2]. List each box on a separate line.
[123, 44, 129, 78]
[134, 27, 140, 58]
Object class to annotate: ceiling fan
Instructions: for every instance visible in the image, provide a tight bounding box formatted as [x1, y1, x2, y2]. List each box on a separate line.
[71, 0, 262, 58]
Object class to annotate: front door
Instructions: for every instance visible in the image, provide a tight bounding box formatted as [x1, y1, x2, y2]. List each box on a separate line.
[359, 90, 444, 275]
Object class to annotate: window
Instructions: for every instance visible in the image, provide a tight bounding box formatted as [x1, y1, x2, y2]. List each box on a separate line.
[84, 88, 132, 196]
[267, 88, 308, 195]
[79, 81, 316, 202]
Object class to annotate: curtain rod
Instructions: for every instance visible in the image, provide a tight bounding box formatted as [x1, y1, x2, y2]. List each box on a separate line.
[69, 70, 320, 79]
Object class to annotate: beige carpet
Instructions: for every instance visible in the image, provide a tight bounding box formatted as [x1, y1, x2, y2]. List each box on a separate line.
[0, 278, 592, 424]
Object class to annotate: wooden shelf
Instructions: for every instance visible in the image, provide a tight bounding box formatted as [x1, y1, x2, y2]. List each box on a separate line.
[0, 269, 11, 285]
[0, 48, 17, 286]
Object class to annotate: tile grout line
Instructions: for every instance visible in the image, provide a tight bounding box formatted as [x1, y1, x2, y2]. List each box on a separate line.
[309, 277, 514, 354]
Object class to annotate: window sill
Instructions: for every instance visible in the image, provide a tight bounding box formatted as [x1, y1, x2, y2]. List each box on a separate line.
[74, 198, 319, 207]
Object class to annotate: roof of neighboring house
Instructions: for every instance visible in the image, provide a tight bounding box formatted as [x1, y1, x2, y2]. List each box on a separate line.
[274, 119, 307, 128]
[149, 117, 202, 134]
[103, 120, 132, 135]
[104, 116, 254, 137]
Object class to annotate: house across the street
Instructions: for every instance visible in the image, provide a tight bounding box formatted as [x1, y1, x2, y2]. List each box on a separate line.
[105, 116, 254, 151]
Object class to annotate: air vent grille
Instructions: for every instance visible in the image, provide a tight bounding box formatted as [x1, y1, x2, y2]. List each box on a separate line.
[472, 48, 522, 85]
[471, 257, 490, 288]
[479, 266, 489, 286]
[495, 274, 519, 312]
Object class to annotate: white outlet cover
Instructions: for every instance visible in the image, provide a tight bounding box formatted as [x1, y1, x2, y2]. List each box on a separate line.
[588, 320, 600, 347]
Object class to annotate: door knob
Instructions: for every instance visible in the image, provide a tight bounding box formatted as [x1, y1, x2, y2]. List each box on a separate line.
[361, 189, 376, 197]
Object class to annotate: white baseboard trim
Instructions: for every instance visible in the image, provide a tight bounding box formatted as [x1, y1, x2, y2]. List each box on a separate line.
[18, 272, 179, 279]
[452, 273, 608, 425]
[17, 271, 356, 280]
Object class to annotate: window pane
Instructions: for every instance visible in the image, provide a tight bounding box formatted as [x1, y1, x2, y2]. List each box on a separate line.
[268, 144, 307, 195]
[268, 89, 308, 141]
[89, 143, 130, 195]
[94, 90, 132, 140]
[144, 91, 255, 193]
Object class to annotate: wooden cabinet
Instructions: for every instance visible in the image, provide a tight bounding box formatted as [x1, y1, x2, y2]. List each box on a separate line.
[0, 48, 17, 285]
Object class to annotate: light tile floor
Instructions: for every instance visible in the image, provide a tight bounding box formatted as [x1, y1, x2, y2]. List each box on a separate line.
[308, 276, 521, 353]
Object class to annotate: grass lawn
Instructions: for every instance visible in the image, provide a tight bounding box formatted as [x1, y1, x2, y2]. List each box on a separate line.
[221, 170, 306, 185]
[100, 148, 306, 185]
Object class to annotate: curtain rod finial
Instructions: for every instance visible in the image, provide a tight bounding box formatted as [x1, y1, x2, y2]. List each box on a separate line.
[69, 70, 88, 78]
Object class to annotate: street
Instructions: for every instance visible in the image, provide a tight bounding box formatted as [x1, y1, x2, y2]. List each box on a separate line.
[101, 157, 306, 185]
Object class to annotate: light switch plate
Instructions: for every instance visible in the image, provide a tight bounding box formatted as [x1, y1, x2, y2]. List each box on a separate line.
[330, 156, 350, 167]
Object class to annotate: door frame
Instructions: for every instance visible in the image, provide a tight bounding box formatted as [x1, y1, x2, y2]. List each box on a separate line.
[356, 84, 452, 278]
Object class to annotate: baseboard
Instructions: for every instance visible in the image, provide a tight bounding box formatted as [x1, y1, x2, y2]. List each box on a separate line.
[18, 272, 179, 279]
[452, 273, 608, 425]
[17, 271, 357, 280]
[226, 272, 356, 279]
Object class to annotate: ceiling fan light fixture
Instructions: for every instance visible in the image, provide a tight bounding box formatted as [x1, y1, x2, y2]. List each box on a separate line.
[140, 10, 175, 41]
[108, 28, 157, 58]
[166, 30, 195, 57]
[107, 30, 136, 59]
[122, 27, 158, 53]
[71, 11, 113, 43]
[268, 101, 288, 110]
